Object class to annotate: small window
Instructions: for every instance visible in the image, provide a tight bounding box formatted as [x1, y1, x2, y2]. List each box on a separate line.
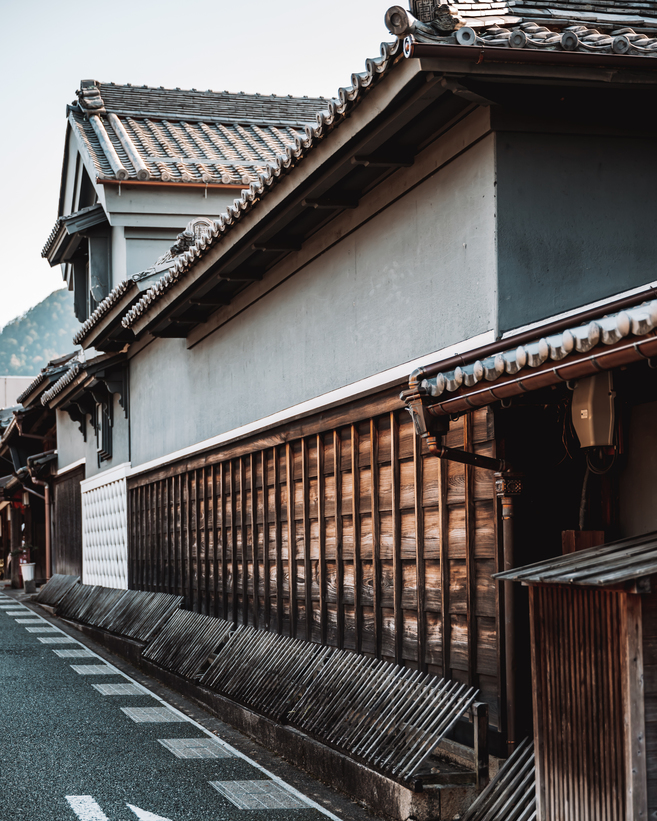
[96, 398, 113, 464]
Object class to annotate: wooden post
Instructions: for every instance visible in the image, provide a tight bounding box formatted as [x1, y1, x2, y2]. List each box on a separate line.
[472, 701, 490, 792]
[622, 592, 648, 820]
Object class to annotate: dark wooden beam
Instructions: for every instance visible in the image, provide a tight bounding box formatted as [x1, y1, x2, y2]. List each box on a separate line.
[252, 240, 301, 252]
[302, 197, 360, 210]
[189, 297, 231, 308]
[219, 271, 264, 282]
[351, 153, 414, 168]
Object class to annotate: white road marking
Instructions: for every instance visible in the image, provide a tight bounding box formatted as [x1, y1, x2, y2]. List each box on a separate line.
[70, 664, 116, 675]
[66, 796, 110, 821]
[40, 613, 340, 820]
[26, 626, 59, 633]
[157, 738, 233, 759]
[38, 636, 79, 644]
[15, 618, 45, 623]
[121, 706, 187, 723]
[210, 780, 310, 810]
[92, 683, 147, 696]
[127, 805, 173, 820]
[53, 648, 96, 658]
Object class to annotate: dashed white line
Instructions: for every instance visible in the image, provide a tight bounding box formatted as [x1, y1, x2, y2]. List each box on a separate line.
[66, 796, 109, 821]
[35, 607, 341, 821]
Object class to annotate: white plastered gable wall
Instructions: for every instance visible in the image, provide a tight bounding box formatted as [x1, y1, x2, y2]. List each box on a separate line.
[80, 463, 130, 588]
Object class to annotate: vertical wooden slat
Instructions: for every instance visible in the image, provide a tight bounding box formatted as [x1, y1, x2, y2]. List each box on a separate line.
[413, 429, 426, 673]
[317, 434, 327, 646]
[529, 586, 545, 821]
[623, 592, 647, 821]
[274, 446, 283, 634]
[196, 469, 203, 612]
[251, 452, 259, 629]
[239, 458, 247, 625]
[439, 456, 450, 679]
[261, 451, 270, 630]
[186, 471, 193, 608]
[230, 460, 238, 625]
[173, 476, 179, 597]
[370, 419, 381, 659]
[209, 465, 215, 615]
[390, 412, 403, 666]
[220, 462, 228, 620]
[334, 430, 344, 650]
[302, 438, 312, 642]
[127, 488, 134, 589]
[351, 425, 362, 654]
[464, 415, 477, 687]
[156, 480, 162, 591]
[286, 443, 297, 638]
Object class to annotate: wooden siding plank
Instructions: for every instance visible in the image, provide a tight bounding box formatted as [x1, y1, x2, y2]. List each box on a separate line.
[414, 429, 426, 673]
[334, 430, 344, 650]
[352, 425, 362, 654]
[623, 592, 648, 820]
[274, 446, 283, 635]
[286, 443, 297, 638]
[251, 452, 259, 629]
[302, 438, 312, 642]
[318, 434, 327, 645]
[370, 419, 382, 659]
[391, 412, 403, 666]
[262, 450, 270, 630]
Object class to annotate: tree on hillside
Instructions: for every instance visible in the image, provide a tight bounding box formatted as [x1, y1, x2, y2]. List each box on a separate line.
[0, 289, 80, 376]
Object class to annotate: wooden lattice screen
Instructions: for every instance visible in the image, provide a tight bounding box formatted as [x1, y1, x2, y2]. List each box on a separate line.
[127, 406, 502, 726]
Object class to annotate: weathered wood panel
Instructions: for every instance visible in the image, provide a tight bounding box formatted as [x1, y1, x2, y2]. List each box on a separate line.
[531, 585, 627, 821]
[52, 466, 84, 578]
[128, 406, 501, 727]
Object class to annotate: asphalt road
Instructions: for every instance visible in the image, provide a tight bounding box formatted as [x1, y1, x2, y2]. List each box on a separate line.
[0, 591, 378, 821]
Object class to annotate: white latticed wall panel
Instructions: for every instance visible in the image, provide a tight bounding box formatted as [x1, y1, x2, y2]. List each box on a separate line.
[81, 466, 129, 589]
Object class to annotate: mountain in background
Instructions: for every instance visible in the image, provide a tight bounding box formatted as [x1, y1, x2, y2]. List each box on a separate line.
[0, 288, 79, 376]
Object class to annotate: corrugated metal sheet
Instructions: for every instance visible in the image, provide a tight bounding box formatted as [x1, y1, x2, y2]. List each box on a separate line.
[462, 738, 536, 821]
[142, 610, 233, 680]
[495, 530, 657, 586]
[96, 589, 183, 642]
[56, 584, 99, 620]
[34, 574, 80, 606]
[200, 626, 334, 721]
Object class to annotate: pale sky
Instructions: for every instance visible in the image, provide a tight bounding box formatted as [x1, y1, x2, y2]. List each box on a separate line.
[0, 0, 393, 331]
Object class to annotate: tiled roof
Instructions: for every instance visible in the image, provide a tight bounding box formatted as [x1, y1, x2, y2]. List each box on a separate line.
[419, 299, 657, 399]
[72, 279, 135, 346]
[121, 40, 404, 330]
[71, 81, 329, 186]
[73, 217, 214, 348]
[41, 361, 83, 406]
[16, 352, 79, 407]
[388, 0, 657, 55]
[496, 531, 657, 586]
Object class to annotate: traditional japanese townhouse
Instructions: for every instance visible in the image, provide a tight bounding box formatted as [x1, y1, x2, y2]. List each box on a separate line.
[41, 81, 326, 588]
[47, 4, 657, 814]
[0, 356, 73, 587]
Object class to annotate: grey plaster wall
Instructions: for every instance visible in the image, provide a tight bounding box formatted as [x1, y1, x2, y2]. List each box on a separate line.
[126, 236, 177, 278]
[56, 410, 86, 471]
[56, 396, 130, 478]
[129, 137, 497, 466]
[496, 133, 657, 333]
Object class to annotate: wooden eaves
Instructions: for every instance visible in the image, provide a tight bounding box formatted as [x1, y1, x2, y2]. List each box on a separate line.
[125, 44, 657, 342]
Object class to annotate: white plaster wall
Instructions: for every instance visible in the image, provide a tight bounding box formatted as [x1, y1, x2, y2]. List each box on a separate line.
[81, 464, 129, 589]
[129, 134, 497, 467]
